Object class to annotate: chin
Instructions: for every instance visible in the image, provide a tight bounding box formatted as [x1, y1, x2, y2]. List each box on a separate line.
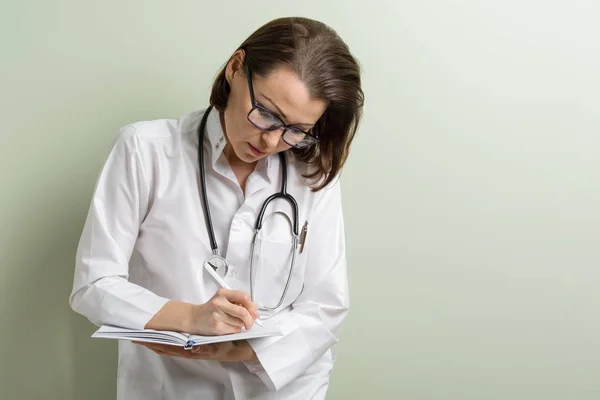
[243, 142, 270, 161]
[230, 146, 259, 163]
[240, 154, 260, 163]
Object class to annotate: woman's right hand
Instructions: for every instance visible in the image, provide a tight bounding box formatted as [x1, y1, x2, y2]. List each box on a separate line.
[185, 288, 260, 335]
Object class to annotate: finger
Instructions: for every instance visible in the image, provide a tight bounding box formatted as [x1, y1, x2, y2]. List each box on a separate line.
[140, 343, 178, 356]
[139, 342, 162, 351]
[191, 345, 216, 357]
[144, 344, 170, 355]
[214, 299, 255, 330]
[135, 342, 156, 350]
[191, 344, 219, 355]
[216, 289, 259, 319]
[193, 342, 232, 357]
[214, 318, 247, 335]
[216, 311, 248, 331]
[154, 345, 191, 357]
[135, 341, 162, 349]
[191, 345, 208, 354]
[209, 342, 233, 357]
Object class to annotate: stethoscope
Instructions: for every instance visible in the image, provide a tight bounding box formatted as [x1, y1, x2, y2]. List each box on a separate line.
[197, 105, 299, 311]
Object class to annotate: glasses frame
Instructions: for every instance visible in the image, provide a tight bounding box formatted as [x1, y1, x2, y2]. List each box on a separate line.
[245, 65, 320, 149]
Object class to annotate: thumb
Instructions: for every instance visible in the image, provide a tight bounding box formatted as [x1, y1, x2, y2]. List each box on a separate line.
[192, 345, 209, 354]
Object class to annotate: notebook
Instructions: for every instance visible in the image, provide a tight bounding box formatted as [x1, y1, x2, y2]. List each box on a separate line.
[92, 323, 282, 350]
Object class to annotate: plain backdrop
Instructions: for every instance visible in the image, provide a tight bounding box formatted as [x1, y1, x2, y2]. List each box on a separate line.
[1, 1, 599, 399]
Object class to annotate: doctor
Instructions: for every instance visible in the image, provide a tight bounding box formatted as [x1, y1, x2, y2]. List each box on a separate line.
[69, 16, 364, 399]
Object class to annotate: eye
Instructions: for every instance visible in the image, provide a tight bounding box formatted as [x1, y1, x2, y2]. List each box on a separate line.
[258, 108, 277, 122]
[292, 125, 313, 136]
[286, 128, 307, 142]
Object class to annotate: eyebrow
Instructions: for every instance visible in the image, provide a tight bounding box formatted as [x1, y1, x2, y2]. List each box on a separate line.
[259, 93, 314, 128]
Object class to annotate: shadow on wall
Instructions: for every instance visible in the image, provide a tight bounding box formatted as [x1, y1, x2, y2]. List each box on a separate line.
[0, 56, 209, 396]
[0, 143, 119, 400]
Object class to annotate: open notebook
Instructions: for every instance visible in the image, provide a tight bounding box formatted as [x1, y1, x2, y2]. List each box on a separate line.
[92, 324, 282, 350]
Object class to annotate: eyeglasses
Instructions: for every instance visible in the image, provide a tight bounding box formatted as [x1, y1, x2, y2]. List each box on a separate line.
[245, 66, 319, 149]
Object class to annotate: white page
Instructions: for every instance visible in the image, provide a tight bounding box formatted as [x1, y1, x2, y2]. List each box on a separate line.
[93, 326, 190, 343]
[187, 324, 283, 345]
[92, 323, 282, 347]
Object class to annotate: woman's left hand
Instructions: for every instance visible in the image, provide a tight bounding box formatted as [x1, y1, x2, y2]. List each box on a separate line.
[134, 340, 258, 362]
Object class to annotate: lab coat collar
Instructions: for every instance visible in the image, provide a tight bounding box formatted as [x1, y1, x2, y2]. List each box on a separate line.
[205, 106, 227, 167]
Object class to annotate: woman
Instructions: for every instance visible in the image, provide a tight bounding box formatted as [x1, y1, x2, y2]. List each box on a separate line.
[70, 16, 364, 399]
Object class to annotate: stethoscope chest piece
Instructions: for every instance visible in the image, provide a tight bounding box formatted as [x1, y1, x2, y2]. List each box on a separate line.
[205, 254, 228, 278]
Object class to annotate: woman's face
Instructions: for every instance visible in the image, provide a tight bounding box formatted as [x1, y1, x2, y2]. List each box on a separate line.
[222, 53, 327, 163]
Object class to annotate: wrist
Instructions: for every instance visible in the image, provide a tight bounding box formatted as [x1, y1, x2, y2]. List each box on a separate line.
[181, 303, 200, 333]
[145, 300, 195, 333]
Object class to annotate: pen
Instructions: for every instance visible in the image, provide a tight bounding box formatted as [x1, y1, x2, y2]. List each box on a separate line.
[204, 262, 263, 327]
[299, 221, 308, 254]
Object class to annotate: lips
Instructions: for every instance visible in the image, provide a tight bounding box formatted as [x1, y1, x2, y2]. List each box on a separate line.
[248, 143, 267, 157]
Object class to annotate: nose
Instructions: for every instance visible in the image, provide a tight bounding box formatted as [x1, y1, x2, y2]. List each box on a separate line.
[262, 128, 283, 149]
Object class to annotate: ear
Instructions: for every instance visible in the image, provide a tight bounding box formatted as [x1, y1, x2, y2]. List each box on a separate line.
[225, 49, 246, 85]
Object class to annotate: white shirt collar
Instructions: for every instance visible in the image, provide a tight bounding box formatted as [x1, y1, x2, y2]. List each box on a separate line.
[205, 106, 227, 167]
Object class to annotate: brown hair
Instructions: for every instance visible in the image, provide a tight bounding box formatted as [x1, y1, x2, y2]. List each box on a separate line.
[210, 17, 364, 191]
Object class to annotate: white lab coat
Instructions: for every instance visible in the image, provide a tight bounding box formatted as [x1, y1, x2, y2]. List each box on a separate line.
[69, 107, 349, 399]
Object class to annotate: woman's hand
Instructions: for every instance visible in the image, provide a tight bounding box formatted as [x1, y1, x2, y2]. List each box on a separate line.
[134, 340, 258, 362]
[184, 289, 260, 335]
[145, 289, 260, 335]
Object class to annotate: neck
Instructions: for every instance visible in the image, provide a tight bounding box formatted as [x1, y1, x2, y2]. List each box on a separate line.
[223, 143, 257, 170]
[219, 112, 257, 193]
[222, 143, 236, 163]
[220, 111, 257, 168]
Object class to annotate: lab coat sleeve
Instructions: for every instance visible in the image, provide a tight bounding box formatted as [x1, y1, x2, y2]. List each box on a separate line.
[245, 178, 350, 391]
[69, 126, 169, 329]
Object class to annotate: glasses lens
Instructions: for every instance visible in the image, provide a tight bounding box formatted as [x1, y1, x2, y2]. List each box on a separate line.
[248, 107, 281, 130]
[283, 128, 317, 149]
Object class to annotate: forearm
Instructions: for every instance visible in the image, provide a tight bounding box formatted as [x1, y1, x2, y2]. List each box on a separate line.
[70, 276, 170, 329]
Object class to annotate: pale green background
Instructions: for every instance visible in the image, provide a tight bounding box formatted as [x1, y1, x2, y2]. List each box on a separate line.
[1, 1, 599, 399]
